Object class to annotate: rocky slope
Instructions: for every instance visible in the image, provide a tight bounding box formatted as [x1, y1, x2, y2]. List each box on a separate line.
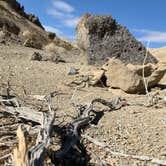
[0, 0, 48, 45]
[0, 0, 76, 51]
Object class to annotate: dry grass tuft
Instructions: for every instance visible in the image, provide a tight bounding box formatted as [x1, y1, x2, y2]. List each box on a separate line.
[44, 42, 66, 54]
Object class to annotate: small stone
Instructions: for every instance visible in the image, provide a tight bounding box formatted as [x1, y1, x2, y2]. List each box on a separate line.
[68, 67, 79, 75]
[31, 52, 43, 61]
[51, 55, 66, 63]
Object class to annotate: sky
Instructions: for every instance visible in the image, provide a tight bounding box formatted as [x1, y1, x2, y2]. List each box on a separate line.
[17, 0, 166, 48]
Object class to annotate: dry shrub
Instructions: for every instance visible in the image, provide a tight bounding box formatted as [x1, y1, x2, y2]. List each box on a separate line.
[22, 30, 36, 40]
[22, 30, 42, 49]
[0, 31, 5, 39]
[54, 37, 74, 50]
[44, 42, 66, 54]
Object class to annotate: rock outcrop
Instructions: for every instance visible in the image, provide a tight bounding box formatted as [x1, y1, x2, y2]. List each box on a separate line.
[76, 13, 90, 50]
[103, 58, 165, 93]
[77, 14, 157, 65]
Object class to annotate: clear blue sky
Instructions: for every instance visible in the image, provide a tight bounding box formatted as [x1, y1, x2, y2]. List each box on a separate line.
[17, 0, 166, 48]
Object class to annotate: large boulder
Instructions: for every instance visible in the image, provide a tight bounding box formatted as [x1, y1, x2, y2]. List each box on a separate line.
[104, 58, 165, 93]
[76, 14, 157, 65]
[149, 47, 166, 85]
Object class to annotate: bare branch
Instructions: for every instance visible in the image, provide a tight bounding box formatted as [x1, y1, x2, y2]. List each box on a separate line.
[0, 153, 12, 161]
[142, 40, 150, 95]
[0, 106, 43, 124]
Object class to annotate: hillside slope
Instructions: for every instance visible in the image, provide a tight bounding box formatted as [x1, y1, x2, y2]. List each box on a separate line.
[0, 0, 48, 44]
[0, 0, 76, 51]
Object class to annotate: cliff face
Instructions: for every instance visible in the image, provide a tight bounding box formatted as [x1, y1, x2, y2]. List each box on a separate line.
[77, 14, 157, 65]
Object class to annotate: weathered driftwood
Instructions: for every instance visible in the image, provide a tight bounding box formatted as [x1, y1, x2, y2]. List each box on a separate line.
[83, 134, 166, 166]
[13, 126, 29, 166]
[0, 91, 59, 125]
[0, 94, 56, 166]
[12, 104, 55, 165]
[29, 101, 55, 166]
[0, 97, 20, 107]
[0, 106, 43, 124]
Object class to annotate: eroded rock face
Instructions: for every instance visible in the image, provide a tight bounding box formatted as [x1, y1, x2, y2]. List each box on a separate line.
[76, 13, 90, 50]
[77, 14, 157, 65]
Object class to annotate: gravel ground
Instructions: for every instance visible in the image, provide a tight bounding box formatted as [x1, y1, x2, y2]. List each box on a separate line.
[0, 44, 165, 166]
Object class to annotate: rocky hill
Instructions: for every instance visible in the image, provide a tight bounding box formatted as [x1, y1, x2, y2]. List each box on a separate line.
[0, 0, 76, 51]
[0, 0, 47, 44]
